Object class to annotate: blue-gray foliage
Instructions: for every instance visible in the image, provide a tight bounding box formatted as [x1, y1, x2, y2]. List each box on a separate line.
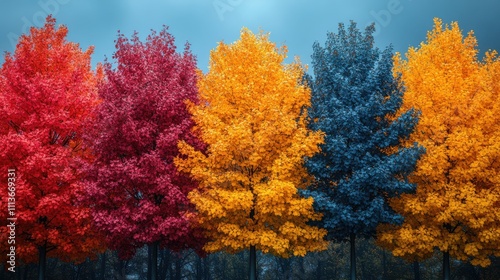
[304, 21, 425, 242]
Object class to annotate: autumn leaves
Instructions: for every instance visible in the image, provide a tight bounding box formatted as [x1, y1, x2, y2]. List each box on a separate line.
[0, 17, 104, 265]
[175, 29, 328, 258]
[1, 15, 500, 280]
[377, 18, 500, 268]
[82, 25, 205, 261]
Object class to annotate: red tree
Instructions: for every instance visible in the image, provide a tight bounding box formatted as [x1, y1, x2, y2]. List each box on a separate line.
[0, 16, 104, 277]
[82, 27, 205, 279]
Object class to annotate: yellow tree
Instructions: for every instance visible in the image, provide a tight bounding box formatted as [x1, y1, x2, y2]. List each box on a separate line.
[377, 18, 500, 279]
[175, 28, 328, 279]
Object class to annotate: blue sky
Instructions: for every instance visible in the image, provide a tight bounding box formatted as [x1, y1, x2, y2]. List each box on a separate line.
[1, 0, 499, 73]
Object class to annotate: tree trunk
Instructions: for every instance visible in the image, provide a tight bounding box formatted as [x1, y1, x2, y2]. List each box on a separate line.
[38, 246, 46, 280]
[148, 245, 152, 280]
[148, 242, 159, 280]
[298, 257, 306, 279]
[382, 250, 388, 279]
[466, 262, 480, 279]
[350, 233, 356, 280]
[284, 258, 291, 280]
[195, 255, 203, 280]
[89, 259, 97, 280]
[160, 249, 171, 280]
[203, 256, 211, 280]
[316, 259, 323, 280]
[278, 257, 291, 280]
[249, 245, 257, 280]
[443, 251, 450, 280]
[413, 261, 421, 280]
[75, 263, 81, 280]
[23, 264, 29, 280]
[174, 254, 182, 280]
[114, 252, 127, 280]
[16, 265, 22, 280]
[100, 252, 106, 280]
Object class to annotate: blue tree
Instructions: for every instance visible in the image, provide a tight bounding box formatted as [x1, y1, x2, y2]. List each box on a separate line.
[304, 21, 425, 280]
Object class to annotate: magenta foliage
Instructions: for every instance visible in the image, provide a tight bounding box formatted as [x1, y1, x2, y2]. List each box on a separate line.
[83, 27, 205, 259]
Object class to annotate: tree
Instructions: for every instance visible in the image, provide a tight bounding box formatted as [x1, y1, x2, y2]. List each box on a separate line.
[0, 16, 104, 279]
[377, 18, 500, 279]
[304, 21, 424, 280]
[82, 26, 205, 280]
[175, 28, 328, 280]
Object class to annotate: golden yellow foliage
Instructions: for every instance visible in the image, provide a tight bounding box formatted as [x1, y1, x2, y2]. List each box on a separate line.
[175, 28, 328, 257]
[377, 18, 500, 267]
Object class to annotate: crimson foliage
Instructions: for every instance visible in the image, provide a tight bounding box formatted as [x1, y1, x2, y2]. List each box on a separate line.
[83, 27, 205, 258]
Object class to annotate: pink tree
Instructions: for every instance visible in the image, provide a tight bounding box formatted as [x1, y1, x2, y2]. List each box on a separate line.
[82, 27, 205, 280]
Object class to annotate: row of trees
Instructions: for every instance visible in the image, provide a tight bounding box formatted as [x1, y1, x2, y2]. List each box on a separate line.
[1, 16, 499, 280]
[5, 241, 500, 280]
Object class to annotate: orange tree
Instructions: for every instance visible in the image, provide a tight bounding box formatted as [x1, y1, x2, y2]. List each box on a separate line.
[377, 18, 500, 279]
[175, 28, 328, 280]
